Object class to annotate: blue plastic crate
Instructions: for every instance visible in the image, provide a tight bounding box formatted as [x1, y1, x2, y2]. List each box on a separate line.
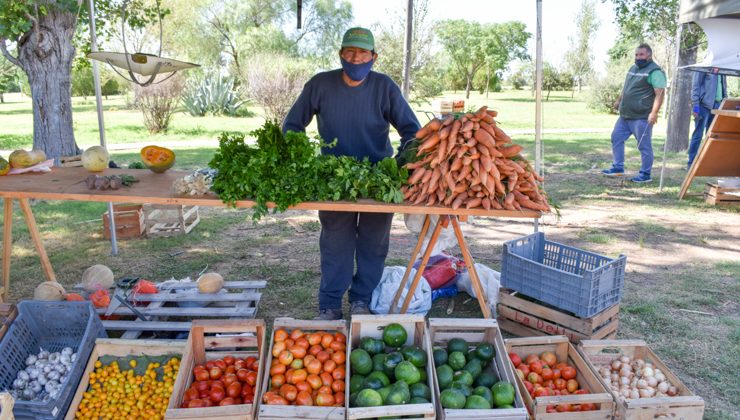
[0, 301, 107, 420]
[501, 232, 626, 318]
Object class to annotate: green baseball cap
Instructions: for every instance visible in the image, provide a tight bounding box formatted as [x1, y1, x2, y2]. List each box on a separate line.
[341, 27, 374, 51]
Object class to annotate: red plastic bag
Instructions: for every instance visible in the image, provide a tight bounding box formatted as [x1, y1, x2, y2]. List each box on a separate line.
[415, 255, 461, 289]
[132, 279, 158, 294]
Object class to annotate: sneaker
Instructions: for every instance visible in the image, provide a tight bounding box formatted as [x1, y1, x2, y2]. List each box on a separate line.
[314, 308, 343, 320]
[630, 173, 652, 183]
[601, 167, 625, 177]
[350, 301, 372, 315]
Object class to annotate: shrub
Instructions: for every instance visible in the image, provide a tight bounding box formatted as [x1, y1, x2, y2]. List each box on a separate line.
[588, 56, 631, 114]
[133, 74, 185, 133]
[182, 72, 247, 117]
[242, 53, 316, 123]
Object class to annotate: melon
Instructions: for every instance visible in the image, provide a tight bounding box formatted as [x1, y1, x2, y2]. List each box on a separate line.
[0, 156, 9, 175]
[81, 264, 115, 292]
[197, 272, 224, 293]
[34, 281, 67, 301]
[81, 146, 110, 172]
[9, 149, 46, 168]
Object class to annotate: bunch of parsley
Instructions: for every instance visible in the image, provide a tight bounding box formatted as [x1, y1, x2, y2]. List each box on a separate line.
[209, 121, 408, 220]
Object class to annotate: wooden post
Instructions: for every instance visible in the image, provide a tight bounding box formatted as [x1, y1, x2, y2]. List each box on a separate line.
[2, 199, 12, 302]
[399, 216, 445, 314]
[390, 215, 431, 313]
[18, 199, 56, 282]
[451, 217, 492, 318]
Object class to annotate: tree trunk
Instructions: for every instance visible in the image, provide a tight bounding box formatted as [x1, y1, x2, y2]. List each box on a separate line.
[0, 93, 4, 103]
[665, 38, 698, 153]
[485, 66, 490, 99]
[16, 8, 80, 158]
[465, 74, 472, 99]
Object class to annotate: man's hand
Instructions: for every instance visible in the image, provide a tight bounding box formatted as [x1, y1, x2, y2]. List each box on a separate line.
[648, 111, 658, 125]
[692, 104, 700, 119]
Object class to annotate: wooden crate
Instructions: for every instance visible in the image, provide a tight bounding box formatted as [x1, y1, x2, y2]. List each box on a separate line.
[428, 318, 528, 419]
[144, 204, 200, 236]
[578, 340, 704, 420]
[347, 314, 436, 420]
[258, 318, 347, 420]
[0, 393, 14, 420]
[704, 183, 740, 207]
[99, 280, 265, 339]
[102, 204, 145, 239]
[59, 155, 83, 168]
[0, 304, 18, 343]
[64, 338, 186, 420]
[504, 336, 615, 419]
[497, 289, 619, 343]
[167, 319, 266, 420]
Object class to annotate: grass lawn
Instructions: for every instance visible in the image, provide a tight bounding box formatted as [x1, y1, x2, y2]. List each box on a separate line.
[1, 89, 738, 418]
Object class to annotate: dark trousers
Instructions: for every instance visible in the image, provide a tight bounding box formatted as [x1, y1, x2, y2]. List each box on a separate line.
[688, 102, 719, 167]
[318, 211, 394, 310]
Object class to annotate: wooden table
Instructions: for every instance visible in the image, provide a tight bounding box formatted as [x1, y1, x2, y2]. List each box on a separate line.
[0, 167, 540, 317]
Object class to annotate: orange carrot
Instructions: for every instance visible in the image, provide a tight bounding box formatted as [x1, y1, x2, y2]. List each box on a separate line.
[465, 197, 482, 209]
[442, 114, 454, 127]
[468, 152, 481, 160]
[474, 128, 496, 149]
[499, 144, 522, 158]
[462, 130, 473, 140]
[416, 133, 441, 154]
[439, 125, 451, 140]
[408, 167, 426, 184]
[493, 125, 512, 143]
[450, 157, 463, 172]
[451, 196, 465, 209]
[421, 168, 434, 184]
[415, 118, 440, 138]
[481, 198, 492, 210]
[481, 154, 493, 172]
[438, 139, 447, 163]
[461, 121, 474, 132]
[486, 109, 498, 117]
[476, 143, 490, 157]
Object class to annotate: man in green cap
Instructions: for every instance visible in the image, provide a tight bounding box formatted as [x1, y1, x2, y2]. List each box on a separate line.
[283, 27, 420, 320]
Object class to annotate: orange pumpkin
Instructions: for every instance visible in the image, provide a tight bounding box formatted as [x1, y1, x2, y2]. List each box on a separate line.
[90, 289, 111, 308]
[140, 145, 175, 173]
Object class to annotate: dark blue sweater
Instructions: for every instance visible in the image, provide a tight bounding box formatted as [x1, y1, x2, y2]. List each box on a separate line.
[283, 69, 420, 163]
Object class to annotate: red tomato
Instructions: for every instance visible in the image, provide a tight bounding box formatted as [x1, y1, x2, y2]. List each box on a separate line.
[524, 381, 534, 395]
[280, 384, 298, 402]
[554, 378, 567, 390]
[187, 399, 206, 408]
[234, 360, 246, 370]
[195, 369, 210, 381]
[566, 379, 579, 393]
[540, 351, 557, 367]
[224, 355, 235, 366]
[527, 372, 542, 384]
[529, 360, 544, 374]
[184, 388, 199, 402]
[241, 384, 253, 397]
[573, 389, 589, 395]
[315, 392, 335, 407]
[551, 368, 561, 379]
[225, 365, 236, 375]
[561, 366, 577, 380]
[546, 405, 557, 413]
[556, 404, 572, 412]
[227, 382, 242, 398]
[194, 380, 209, 392]
[246, 370, 257, 386]
[219, 397, 236, 406]
[223, 373, 238, 387]
[210, 387, 226, 403]
[205, 361, 215, 370]
[524, 353, 540, 364]
[209, 366, 223, 380]
[214, 359, 227, 370]
[509, 352, 522, 368]
[544, 379, 555, 389]
[236, 368, 249, 383]
[534, 387, 550, 397]
[541, 368, 553, 381]
[518, 364, 530, 377]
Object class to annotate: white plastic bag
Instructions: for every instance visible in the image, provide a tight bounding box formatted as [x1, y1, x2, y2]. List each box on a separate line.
[457, 263, 501, 310]
[370, 266, 432, 315]
[404, 214, 461, 255]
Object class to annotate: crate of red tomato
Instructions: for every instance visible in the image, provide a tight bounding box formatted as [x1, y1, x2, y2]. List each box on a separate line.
[504, 336, 614, 419]
[258, 318, 348, 420]
[166, 319, 266, 420]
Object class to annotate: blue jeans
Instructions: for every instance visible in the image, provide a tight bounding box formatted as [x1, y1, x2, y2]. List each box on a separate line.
[688, 102, 719, 166]
[610, 117, 653, 176]
[318, 211, 393, 310]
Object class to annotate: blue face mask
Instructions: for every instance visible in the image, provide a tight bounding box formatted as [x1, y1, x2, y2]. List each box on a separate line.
[341, 57, 374, 82]
[635, 59, 649, 68]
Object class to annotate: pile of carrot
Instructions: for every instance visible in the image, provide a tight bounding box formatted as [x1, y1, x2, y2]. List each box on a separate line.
[402, 106, 550, 212]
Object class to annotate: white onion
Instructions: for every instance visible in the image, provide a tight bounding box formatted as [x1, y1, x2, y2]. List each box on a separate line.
[61, 347, 73, 356]
[637, 379, 648, 389]
[620, 355, 631, 364]
[639, 388, 656, 398]
[657, 381, 669, 394]
[634, 358, 645, 368]
[25, 355, 38, 366]
[600, 367, 611, 378]
[646, 376, 658, 387]
[643, 367, 655, 378]
[621, 388, 631, 398]
[611, 360, 622, 370]
[629, 390, 640, 399]
[655, 372, 666, 382]
[620, 376, 630, 386]
[668, 386, 678, 396]
[620, 366, 632, 377]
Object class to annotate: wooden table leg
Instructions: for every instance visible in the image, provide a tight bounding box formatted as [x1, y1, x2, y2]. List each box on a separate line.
[390, 215, 431, 313]
[451, 217, 492, 319]
[18, 198, 57, 282]
[399, 216, 446, 314]
[2, 199, 12, 302]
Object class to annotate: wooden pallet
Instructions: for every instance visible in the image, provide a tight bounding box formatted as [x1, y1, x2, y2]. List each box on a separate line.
[167, 319, 266, 420]
[704, 183, 740, 207]
[258, 318, 347, 420]
[65, 338, 186, 420]
[347, 314, 436, 420]
[505, 336, 615, 419]
[144, 204, 200, 236]
[99, 280, 265, 339]
[0, 304, 18, 343]
[428, 318, 528, 419]
[0, 392, 13, 420]
[497, 289, 619, 343]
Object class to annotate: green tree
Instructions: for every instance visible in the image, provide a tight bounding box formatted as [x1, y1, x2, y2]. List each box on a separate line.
[564, 0, 599, 94]
[436, 19, 529, 99]
[0, 0, 161, 158]
[0, 54, 21, 103]
[290, 0, 353, 65]
[372, 0, 443, 104]
[71, 66, 95, 99]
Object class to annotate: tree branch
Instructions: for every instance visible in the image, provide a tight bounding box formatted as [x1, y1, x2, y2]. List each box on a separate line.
[0, 39, 22, 68]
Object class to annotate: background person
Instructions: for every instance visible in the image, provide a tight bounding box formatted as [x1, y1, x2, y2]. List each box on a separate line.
[601, 43, 666, 183]
[688, 72, 727, 168]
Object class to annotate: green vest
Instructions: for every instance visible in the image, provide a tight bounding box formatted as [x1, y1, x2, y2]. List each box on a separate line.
[619, 61, 662, 119]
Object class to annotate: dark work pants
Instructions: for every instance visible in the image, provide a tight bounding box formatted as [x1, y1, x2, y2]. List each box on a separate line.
[318, 211, 394, 310]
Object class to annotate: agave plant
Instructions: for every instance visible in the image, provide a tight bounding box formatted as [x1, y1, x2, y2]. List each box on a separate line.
[182, 73, 247, 117]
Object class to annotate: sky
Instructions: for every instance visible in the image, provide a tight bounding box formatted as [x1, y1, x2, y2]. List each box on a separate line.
[348, 0, 620, 75]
